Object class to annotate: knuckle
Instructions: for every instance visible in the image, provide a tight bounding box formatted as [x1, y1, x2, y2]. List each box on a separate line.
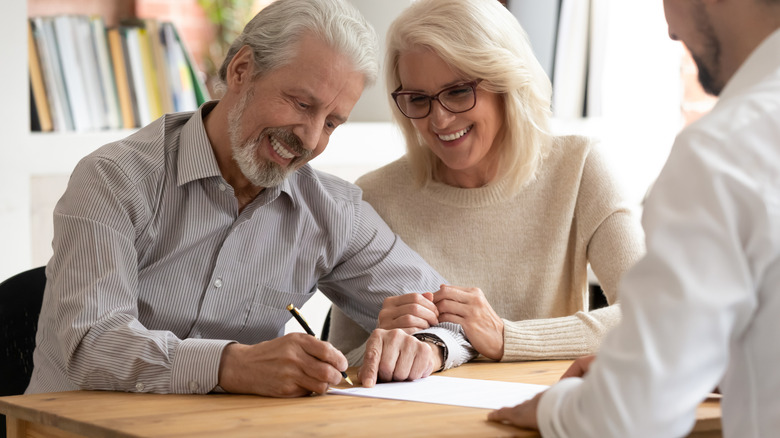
[389, 328, 407, 341]
[397, 315, 414, 327]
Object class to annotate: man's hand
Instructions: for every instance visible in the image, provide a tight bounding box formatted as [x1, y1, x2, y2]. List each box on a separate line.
[357, 328, 440, 387]
[560, 354, 596, 379]
[433, 285, 504, 360]
[377, 292, 439, 334]
[217, 333, 348, 397]
[487, 390, 544, 429]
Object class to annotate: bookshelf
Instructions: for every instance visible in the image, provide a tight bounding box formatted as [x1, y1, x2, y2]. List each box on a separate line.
[1, 1, 136, 279]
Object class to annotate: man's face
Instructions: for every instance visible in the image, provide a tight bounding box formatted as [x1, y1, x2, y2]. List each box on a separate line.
[228, 34, 365, 188]
[664, 0, 723, 96]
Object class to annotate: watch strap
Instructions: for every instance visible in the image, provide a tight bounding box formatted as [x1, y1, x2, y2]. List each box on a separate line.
[412, 333, 448, 372]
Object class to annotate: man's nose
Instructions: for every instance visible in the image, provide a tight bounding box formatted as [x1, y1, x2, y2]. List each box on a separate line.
[296, 121, 323, 152]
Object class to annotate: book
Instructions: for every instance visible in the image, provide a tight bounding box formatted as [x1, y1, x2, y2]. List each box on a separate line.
[28, 20, 53, 132]
[90, 16, 122, 130]
[52, 15, 93, 131]
[145, 19, 175, 115]
[123, 26, 152, 126]
[107, 27, 137, 129]
[138, 26, 164, 121]
[161, 22, 198, 112]
[34, 16, 74, 131]
[30, 84, 42, 132]
[72, 15, 109, 130]
[169, 23, 210, 106]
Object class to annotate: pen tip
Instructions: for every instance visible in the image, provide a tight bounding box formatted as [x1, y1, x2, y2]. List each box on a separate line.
[286, 303, 294, 311]
[345, 376, 354, 386]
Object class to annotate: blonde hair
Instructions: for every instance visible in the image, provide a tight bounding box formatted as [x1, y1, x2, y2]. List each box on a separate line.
[386, 0, 553, 191]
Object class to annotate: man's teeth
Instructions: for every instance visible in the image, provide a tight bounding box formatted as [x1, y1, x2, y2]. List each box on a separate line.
[270, 136, 295, 159]
[438, 126, 471, 141]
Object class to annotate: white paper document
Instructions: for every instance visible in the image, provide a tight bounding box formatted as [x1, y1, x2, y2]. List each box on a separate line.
[328, 376, 548, 410]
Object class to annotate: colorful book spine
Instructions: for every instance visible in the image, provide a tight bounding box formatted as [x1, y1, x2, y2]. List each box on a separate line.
[28, 20, 53, 132]
[107, 27, 137, 129]
[28, 14, 208, 132]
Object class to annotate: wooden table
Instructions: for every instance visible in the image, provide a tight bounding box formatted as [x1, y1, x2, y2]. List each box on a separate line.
[1, 360, 721, 437]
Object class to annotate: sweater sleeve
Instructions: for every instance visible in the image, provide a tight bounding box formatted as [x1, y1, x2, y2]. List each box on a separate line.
[501, 304, 619, 360]
[501, 142, 645, 362]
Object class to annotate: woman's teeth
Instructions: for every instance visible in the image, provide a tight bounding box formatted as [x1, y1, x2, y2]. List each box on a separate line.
[438, 126, 471, 141]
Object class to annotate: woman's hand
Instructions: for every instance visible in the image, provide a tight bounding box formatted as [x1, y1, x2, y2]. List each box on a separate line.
[377, 292, 439, 334]
[433, 285, 504, 360]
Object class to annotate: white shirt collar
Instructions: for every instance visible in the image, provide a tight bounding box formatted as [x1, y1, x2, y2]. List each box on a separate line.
[718, 28, 780, 103]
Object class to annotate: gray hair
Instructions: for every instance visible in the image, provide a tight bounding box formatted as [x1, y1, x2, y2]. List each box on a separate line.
[217, 0, 378, 93]
[387, 0, 553, 191]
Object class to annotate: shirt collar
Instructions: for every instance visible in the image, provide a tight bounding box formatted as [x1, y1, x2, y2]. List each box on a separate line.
[176, 100, 298, 208]
[177, 101, 223, 187]
[718, 28, 780, 103]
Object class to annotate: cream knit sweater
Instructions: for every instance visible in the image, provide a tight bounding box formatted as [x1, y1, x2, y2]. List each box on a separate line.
[329, 135, 645, 361]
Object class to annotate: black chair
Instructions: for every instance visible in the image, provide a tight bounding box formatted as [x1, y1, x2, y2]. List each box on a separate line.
[0, 266, 46, 437]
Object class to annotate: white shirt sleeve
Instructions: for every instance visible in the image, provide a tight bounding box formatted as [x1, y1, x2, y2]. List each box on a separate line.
[536, 128, 765, 437]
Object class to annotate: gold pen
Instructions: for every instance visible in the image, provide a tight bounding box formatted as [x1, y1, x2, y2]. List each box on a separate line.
[287, 304, 353, 385]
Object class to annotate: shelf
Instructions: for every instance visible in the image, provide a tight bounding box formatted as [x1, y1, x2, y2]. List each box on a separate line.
[23, 130, 136, 174]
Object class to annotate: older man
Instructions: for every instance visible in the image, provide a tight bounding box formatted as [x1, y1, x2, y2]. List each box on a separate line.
[489, 0, 780, 436]
[27, 0, 474, 398]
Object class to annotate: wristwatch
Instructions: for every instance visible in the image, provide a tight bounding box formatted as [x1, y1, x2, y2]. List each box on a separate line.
[412, 333, 448, 372]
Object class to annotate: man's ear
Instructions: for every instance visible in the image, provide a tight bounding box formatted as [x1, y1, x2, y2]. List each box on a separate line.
[225, 45, 255, 90]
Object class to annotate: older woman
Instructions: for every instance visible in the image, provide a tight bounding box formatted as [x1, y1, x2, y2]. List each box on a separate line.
[330, 0, 644, 363]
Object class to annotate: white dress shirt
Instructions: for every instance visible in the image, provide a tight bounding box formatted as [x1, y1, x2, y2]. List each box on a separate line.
[537, 29, 780, 438]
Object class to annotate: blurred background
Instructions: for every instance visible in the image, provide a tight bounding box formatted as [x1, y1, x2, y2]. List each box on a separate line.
[7, 0, 716, 334]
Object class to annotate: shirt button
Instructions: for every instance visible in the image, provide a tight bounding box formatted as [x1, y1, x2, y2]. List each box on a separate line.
[218, 183, 227, 192]
[189, 381, 200, 392]
[192, 332, 202, 339]
[214, 278, 223, 288]
[135, 382, 145, 392]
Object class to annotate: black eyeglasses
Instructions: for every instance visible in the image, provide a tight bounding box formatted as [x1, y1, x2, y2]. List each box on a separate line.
[391, 79, 482, 119]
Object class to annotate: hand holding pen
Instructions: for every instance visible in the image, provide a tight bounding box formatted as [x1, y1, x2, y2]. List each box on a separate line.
[216, 310, 350, 397]
[287, 304, 353, 385]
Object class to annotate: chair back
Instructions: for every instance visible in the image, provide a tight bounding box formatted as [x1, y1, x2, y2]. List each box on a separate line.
[0, 266, 46, 437]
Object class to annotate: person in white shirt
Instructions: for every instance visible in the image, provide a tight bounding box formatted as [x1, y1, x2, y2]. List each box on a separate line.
[488, 0, 780, 436]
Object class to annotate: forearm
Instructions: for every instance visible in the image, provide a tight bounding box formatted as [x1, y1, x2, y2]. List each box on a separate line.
[65, 317, 230, 393]
[501, 305, 621, 361]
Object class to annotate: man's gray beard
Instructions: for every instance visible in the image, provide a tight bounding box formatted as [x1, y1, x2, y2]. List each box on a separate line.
[232, 136, 289, 188]
[228, 93, 292, 188]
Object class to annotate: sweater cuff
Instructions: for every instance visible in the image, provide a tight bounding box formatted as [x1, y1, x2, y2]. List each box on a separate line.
[170, 338, 233, 394]
[501, 314, 605, 361]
